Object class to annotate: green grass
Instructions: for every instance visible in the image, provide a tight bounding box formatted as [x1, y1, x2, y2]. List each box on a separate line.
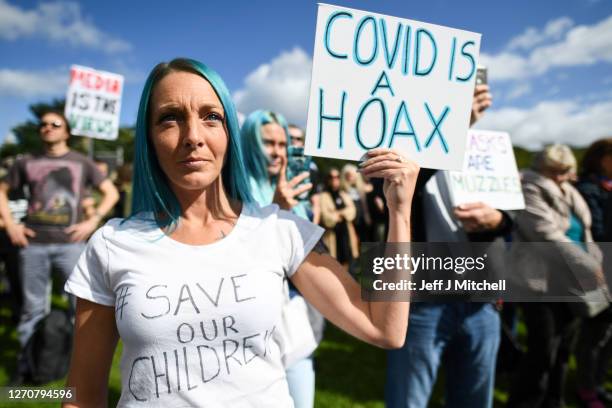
[0, 297, 609, 407]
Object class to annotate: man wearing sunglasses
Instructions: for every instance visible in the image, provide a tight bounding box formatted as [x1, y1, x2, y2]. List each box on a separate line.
[0, 110, 119, 384]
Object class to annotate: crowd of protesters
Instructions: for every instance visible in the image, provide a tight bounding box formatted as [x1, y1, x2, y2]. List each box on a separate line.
[0, 68, 611, 408]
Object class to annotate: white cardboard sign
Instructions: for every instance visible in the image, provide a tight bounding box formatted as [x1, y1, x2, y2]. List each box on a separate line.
[449, 129, 525, 210]
[64, 65, 124, 140]
[304, 3, 481, 170]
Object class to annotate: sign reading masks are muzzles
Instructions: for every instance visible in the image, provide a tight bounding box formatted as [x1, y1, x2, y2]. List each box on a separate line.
[449, 129, 525, 210]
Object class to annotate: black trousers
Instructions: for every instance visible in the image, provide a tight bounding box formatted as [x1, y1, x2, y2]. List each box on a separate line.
[0, 230, 21, 324]
[576, 307, 612, 390]
[507, 302, 579, 408]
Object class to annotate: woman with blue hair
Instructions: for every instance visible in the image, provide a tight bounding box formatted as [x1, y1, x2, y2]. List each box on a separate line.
[62, 58, 420, 407]
[241, 110, 311, 218]
[241, 109, 320, 408]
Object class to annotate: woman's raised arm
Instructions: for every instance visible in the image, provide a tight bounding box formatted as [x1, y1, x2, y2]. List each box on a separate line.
[291, 148, 418, 349]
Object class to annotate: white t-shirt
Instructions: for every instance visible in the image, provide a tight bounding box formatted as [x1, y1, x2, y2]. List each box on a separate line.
[65, 204, 324, 408]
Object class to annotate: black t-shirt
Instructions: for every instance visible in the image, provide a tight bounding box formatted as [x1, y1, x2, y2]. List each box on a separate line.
[8, 151, 105, 243]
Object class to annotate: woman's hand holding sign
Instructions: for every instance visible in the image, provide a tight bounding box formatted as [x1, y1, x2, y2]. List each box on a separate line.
[293, 147, 418, 349]
[359, 148, 420, 216]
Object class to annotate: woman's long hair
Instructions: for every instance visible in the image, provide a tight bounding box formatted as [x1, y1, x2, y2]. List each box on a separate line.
[581, 138, 612, 178]
[240, 110, 290, 187]
[340, 164, 365, 193]
[131, 58, 254, 228]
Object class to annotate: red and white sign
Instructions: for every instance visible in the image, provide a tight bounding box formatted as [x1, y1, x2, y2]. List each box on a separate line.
[64, 65, 124, 140]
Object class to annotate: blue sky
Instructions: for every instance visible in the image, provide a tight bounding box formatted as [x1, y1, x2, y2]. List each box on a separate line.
[1, 0, 611, 149]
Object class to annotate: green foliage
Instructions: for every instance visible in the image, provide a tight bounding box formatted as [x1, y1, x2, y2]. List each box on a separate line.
[513, 146, 534, 170]
[0, 315, 597, 408]
[514, 145, 587, 171]
[313, 157, 353, 181]
[92, 127, 136, 163]
[1, 99, 66, 158]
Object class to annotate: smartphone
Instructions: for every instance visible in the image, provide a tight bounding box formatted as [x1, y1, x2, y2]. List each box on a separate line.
[476, 65, 488, 86]
[287, 146, 312, 200]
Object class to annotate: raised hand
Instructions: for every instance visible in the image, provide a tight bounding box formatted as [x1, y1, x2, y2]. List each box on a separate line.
[272, 154, 313, 210]
[470, 84, 493, 126]
[359, 148, 419, 216]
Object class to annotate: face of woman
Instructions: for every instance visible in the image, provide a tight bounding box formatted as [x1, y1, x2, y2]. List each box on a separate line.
[328, 170, 340, 191]
[260, 123, 287, 177]
[543, 166, 572, 185]
[344, 170, 356, 185]
[601, 153, 612, 179]
[149, 71, 228, 194]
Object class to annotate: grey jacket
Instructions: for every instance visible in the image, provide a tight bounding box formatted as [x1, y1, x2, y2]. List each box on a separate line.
[511, 169, 603, 295]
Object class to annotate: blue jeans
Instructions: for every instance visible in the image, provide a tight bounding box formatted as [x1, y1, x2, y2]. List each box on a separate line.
[17, 242, 85, 347]
[286, 356, 315, 408]
[385, 302, 500, 408]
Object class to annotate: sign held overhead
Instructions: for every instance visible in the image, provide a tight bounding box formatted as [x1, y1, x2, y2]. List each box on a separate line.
[305, 3, 482, 170]
[64, 65, 124, 141]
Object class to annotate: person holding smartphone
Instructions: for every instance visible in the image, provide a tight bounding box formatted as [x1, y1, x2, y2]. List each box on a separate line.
[240, 110, 321, 407]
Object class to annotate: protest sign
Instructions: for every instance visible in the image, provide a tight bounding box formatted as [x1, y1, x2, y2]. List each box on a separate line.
[64, 65, 124, 140]
[448, 129, 525, 210]
[304, 3, 482, 170]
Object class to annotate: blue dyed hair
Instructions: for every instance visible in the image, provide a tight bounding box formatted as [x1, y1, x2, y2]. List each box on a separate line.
[240, 110, 290, 185]
[131, 58, 254, 228]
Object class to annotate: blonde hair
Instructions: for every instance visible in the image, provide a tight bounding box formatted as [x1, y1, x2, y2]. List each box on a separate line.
[533, 143, 577, 173]
[340, 164, 365, 192]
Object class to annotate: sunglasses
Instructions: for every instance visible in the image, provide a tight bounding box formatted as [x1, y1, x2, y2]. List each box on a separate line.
[39, 120, 63, 129]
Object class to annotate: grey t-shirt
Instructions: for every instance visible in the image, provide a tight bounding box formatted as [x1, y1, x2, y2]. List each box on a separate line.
[8, 151, 105, 243]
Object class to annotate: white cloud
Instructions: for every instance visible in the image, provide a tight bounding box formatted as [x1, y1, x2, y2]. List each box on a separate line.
[479, 52, 527, 82]
[2, 131, 17, 145]
[233, 47, 312, 126]
[528, 16, 612, 72]
[481, 15, 612, 81]
[507, 17, 574, 51]
[506, 83, 532, 100]
[0, 0, 130, 53]
[0, 68, 67, 97]
[475, 99, 612, 149]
